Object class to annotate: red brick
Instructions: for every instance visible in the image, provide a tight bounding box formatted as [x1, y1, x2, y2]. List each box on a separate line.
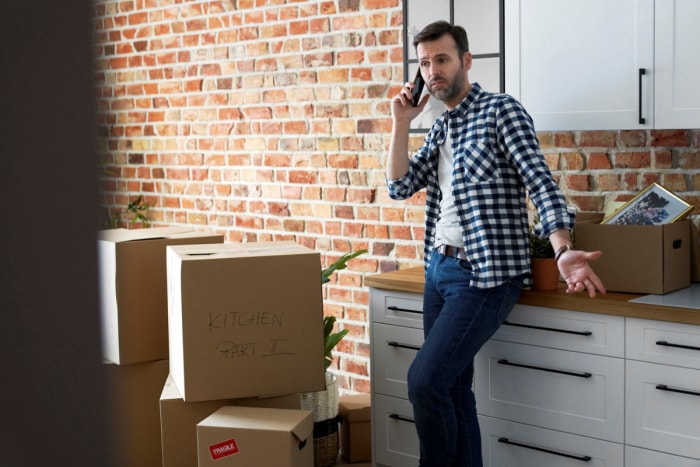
[680, 150, 700, 169]
[596, 174, 621, 192]
[614, 151, 651, 168]
[552, 132, 576, 148]
[650, 129, 689, 147]
[619, 130, 647, 147]
[588, 152, 612, 169]
[580, 131, 616, 148]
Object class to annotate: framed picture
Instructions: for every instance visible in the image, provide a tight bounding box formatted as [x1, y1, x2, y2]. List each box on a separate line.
[602, 183, 693, 225]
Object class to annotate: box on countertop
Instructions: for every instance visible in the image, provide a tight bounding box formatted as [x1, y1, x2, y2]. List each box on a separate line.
[104, 359, 169, 467]
[98, 227, 224, 365]
[338, 393, 372, 463]
[167, 241, 325, 402]
[574, 213, 690, 294]
[197, 406, 313, 467]
[159, 374, 300, 467]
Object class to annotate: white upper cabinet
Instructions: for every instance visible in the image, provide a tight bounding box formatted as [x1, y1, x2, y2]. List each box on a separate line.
[505, 0, 700, 131]
[654, 0, 700, 129]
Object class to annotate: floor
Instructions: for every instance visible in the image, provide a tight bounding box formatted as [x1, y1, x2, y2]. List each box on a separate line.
[334, 458, 371, 466]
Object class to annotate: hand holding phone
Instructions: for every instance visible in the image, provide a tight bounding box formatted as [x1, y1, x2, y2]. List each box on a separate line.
[411, 69, 425, 107]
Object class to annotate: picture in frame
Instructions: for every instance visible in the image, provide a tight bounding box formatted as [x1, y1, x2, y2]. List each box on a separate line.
[602, 183, 693, 225]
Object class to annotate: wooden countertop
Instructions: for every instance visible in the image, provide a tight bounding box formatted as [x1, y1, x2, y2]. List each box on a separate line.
[365, 267, 700, 326]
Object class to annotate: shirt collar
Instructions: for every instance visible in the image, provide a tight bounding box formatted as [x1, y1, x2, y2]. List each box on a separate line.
[445, 82, 483, 120]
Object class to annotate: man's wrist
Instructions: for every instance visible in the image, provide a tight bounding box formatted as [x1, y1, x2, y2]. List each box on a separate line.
[554, 244, 573, 262]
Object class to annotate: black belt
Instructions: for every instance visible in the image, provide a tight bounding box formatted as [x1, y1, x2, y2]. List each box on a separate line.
[436, 244, 468, 260]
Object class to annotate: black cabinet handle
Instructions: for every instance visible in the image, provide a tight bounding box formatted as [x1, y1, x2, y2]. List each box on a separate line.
[387, 341, 421, 351]
[387, 305, 422, 315]
[638, 68, 646, 124]
[503, 320, 592, 336]
[389, 413, 415, 424]
[656, 340, 700, 352]
[498, 359, 592, 378]
[656, 384, 700, 398]
[498, 437, 592, 462]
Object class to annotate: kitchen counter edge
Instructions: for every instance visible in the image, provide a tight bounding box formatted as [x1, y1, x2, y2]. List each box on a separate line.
[365, 267, 700, 326]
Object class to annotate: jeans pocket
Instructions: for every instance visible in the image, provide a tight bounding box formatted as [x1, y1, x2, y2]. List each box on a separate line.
[496, 275, 525, 323]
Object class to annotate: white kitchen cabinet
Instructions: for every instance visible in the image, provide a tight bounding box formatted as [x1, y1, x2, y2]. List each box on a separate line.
[625, 446, 700, 467]
[625, 317, 700, 460]
[505, 0, 700, 130]
[369, 288, 423, 466]
[369, 284, 700, 466]
[654, 0, 700, 129]
[626, 361, 700, 460]
[480, 415, 624, 467]
[475, 340, 625, 442]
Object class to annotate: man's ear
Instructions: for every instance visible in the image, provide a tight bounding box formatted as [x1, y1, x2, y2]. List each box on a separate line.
[463, 51, 473, 71]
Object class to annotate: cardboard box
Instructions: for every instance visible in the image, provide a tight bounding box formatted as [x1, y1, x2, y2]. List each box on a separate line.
[98, 227, 224, 365]
[690, 218, 700, 282]
[574, 217, 690, 294]
[104, 359, 169, 467]
[159, 374, 300, 467]
[197, 406, 313, 467]
[167, 241, 325, 402]
[338, 393, 372, 463]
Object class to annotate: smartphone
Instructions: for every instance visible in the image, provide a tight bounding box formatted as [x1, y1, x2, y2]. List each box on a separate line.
[411, 68, 425, 106]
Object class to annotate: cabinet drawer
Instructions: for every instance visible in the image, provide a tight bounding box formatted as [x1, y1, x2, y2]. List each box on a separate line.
[371, 323, 423, 399]
[372, 394, 419, 467]
[625, 446, 700, 467]
[626, 360, 700, 459]
[491, 304, 625, 357]
[370, 288, 423, 329]
[475, 340, 624, 442]
[479, 415, 623, 467]
[626, 318, 700, 369]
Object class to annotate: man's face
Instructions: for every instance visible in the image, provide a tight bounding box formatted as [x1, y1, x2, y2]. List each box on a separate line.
[416, 34, 472, 108]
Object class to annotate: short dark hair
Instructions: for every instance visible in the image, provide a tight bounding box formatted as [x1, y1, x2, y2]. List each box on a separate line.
[412, 20, 469, 56]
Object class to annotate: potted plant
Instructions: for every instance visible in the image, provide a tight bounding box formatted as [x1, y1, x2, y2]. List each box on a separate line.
[301, 249, 367, 467]
[529, 216, 560, 290]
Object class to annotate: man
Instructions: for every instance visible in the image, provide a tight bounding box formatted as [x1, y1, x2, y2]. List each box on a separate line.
[386, 21, 606, 466]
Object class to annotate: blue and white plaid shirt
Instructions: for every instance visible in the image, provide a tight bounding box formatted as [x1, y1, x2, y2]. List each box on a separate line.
[387, 83, 573, 288]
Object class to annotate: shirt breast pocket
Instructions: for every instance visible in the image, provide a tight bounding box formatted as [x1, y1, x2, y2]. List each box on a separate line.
[456, 143, 501, 184]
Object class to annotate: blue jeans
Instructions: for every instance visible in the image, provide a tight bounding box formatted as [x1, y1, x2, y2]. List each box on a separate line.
[407, 252, 525, 467]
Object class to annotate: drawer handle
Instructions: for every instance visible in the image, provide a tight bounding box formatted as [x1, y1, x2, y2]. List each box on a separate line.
[503, 321, 592, 336]
[387, 305, 422, 315]
[656, 340, 700, 352]
[497, 359, 592, 379]
[498, 437, 592, 462]
[387, 341, 421, 351]
[389, 413, 415, 424]
[656, 384, 700, 398]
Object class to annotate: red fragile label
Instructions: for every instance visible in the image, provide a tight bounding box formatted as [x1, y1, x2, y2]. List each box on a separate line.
[209, 438, 239, 460]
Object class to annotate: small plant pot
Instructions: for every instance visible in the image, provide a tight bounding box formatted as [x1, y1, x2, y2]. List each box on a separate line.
[531, 257, 560, 290]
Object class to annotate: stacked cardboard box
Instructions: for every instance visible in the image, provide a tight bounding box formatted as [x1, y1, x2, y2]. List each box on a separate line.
[97, 227, 224, 467]
[99, 230, 327, 466]
[165, 241, 326, 467]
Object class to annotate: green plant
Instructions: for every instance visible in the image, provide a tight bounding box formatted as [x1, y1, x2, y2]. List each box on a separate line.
[529, 215, 555, 259]
[320, 249, 368, 370]
[323, 316, 349, 371]
[102, 195, 151, 229]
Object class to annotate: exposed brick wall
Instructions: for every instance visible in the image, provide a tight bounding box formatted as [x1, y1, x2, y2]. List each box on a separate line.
[93, 0, 700, 393]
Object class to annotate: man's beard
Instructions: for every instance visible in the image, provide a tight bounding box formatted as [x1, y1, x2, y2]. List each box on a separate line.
[429, 71, 466, 103]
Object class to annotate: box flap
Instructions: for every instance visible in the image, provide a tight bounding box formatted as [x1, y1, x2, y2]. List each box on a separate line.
[169, 241, 316, 261]
[97, 226, 194, 243]
[338, 393, 371, 422]
[159, 374, 182, 402]
[200, 407, 313, 436]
